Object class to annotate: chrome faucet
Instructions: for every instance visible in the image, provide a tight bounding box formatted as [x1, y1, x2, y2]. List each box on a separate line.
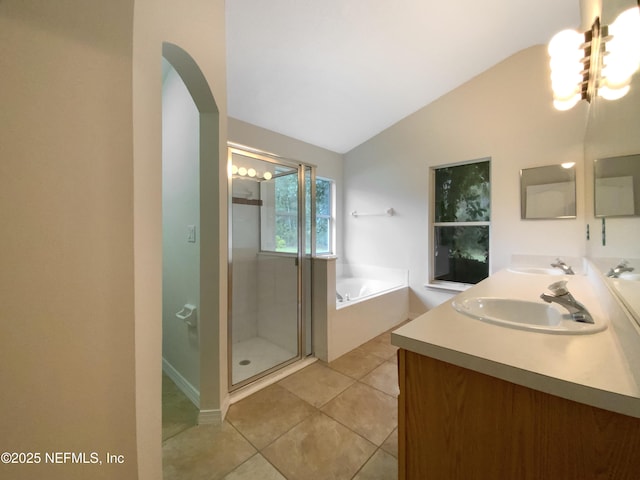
[606, 259, 634, 278]
[336, 291, 344, 302]
[540, 280, 594, 323]
[550, 257, 575, 275]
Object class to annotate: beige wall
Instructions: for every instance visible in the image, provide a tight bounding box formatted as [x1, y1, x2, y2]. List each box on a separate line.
[343, 45, 589, 313]
[0, 0, 227, 479]
[133, 0, 227, 478]
[0, 2, 137, 479]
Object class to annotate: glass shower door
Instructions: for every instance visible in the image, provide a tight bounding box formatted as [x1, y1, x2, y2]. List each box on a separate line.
[228, 147, 302, 388]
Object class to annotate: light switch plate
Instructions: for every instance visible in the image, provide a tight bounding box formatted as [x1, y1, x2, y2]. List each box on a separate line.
[187, 225, 196, 243]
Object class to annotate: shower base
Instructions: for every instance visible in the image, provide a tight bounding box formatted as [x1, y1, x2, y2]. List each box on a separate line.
[231, 336, 297, 385]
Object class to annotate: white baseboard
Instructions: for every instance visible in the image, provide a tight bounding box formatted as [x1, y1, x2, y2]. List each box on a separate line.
[197, 395, 230, 425]
[162, 357, 200, 408]
[197, 409, 221, 425]
[162, 357, 229, 425]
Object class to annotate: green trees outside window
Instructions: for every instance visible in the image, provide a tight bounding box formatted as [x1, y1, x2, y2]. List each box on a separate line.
[274, 174, 333, 254]
[433, 160, 490, 285]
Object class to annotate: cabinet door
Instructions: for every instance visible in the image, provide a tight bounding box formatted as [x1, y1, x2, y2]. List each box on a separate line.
[399, 349, 640, 480]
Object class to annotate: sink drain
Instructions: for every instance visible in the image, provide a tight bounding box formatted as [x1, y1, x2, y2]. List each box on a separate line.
[239, 359, 251, 366]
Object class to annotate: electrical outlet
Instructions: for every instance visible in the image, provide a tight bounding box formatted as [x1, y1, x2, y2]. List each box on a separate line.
[187, 225, 196, 243]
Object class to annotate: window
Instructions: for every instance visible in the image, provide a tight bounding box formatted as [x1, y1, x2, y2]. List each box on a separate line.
[431, 159, 490, 286]
[314, 177, 334, 254]
[274, 171, 299, 252]
[273, 173, 334, 254]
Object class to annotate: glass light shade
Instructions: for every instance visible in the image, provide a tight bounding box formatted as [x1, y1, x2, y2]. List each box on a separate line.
[552, 84, 580, 101]
[231, 164, 238, 175]
[247, 168, 257, 177]
[601, 60, 633, 87]
[548, 30, 583, 106]
[263, 171, 272, 180]
[238, 167, 247, 176]
[548, 29, 583, 58]
[550, 56, 582, 72]
[551, 70, 582, 100]
[609, 7, 640, 44]
[599, 84, 630, 100]
[608, 7, 640, 69]
[602, 55, 637, 87]
[553, 93, 581, 111]
[606, 34, 640, 57]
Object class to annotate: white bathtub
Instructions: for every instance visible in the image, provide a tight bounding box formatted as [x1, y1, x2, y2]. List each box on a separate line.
[313, 260, 409, 362]
[336, 277, 404, 307]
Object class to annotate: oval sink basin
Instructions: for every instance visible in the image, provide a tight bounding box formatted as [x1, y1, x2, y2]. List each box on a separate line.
[452, 297, 606, 334]
[508, 267, 568, 276]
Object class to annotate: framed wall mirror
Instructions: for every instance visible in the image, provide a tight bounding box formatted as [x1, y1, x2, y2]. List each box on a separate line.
[520, 164, 577, 219]
[594, 154, 640, 217]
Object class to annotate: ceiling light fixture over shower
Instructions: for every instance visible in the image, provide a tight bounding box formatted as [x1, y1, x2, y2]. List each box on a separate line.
[548, 6, 640, 111]
[230, 164, 272, 181]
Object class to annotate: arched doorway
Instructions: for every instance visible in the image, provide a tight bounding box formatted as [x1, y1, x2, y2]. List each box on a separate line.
[161, 42, 224, 429]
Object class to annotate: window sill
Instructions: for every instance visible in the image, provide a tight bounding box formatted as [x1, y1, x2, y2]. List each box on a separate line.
[424, 281, 473, 293]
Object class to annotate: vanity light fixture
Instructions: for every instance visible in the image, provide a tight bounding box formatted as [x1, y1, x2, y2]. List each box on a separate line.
[548, 6, 640, 111]
[229, 163, 273, 181]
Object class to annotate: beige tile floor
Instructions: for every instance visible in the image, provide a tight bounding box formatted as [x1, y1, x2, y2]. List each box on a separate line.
[162, 327, 403, 480]
[162, 373, 199, 442]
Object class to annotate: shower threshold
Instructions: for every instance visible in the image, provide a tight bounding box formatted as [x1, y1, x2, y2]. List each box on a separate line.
[229, 355, 317, 404]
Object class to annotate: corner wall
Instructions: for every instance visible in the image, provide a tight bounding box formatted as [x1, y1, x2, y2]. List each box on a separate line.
[0, 2, 137, 479]
[133, 0, 227, 478]
[343, 46, 588, 313]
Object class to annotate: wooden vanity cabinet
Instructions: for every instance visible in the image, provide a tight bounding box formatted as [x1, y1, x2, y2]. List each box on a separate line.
[398, 349, 640, 480]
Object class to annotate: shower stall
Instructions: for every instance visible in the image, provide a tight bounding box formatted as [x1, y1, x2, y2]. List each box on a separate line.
[228, 145, 315, 390]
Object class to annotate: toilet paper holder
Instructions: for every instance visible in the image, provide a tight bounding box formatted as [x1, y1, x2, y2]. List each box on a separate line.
[176, 304, 197, 328]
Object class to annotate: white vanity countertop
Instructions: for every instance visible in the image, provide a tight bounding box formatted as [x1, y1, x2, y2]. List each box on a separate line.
[391, 268, 640, 418]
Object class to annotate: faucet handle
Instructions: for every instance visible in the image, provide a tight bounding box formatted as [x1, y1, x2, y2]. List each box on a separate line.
[547, 280, 569, 296]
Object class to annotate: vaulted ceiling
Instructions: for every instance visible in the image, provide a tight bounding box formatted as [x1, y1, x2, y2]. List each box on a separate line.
[226, 1, 582, 153]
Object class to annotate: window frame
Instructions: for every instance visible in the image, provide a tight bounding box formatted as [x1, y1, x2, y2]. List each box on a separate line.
[314, 176, 335, 255]
[428, 158, 491, 291]
[271, 174, 335, 255]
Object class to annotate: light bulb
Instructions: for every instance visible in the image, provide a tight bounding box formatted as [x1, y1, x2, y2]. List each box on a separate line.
[553, 93, 581, 111]
[561, 162, 576, 169]
[231, 164, 238, 175]
[238, 167, 247, 176]
[602, 51, 638, 87]
[610, 7, 640, 46]
[599, 84, 630, 100]
[605, 7, 640, 82]
[248, 168, 256, 177]
[548, 30, 583, 58]
[551, 71, 582, 100]
[548, 30, 584, 107]
[263, 171, 272, 180]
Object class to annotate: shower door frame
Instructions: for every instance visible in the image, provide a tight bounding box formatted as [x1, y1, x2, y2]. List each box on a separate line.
[227, 143, 316, 392]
